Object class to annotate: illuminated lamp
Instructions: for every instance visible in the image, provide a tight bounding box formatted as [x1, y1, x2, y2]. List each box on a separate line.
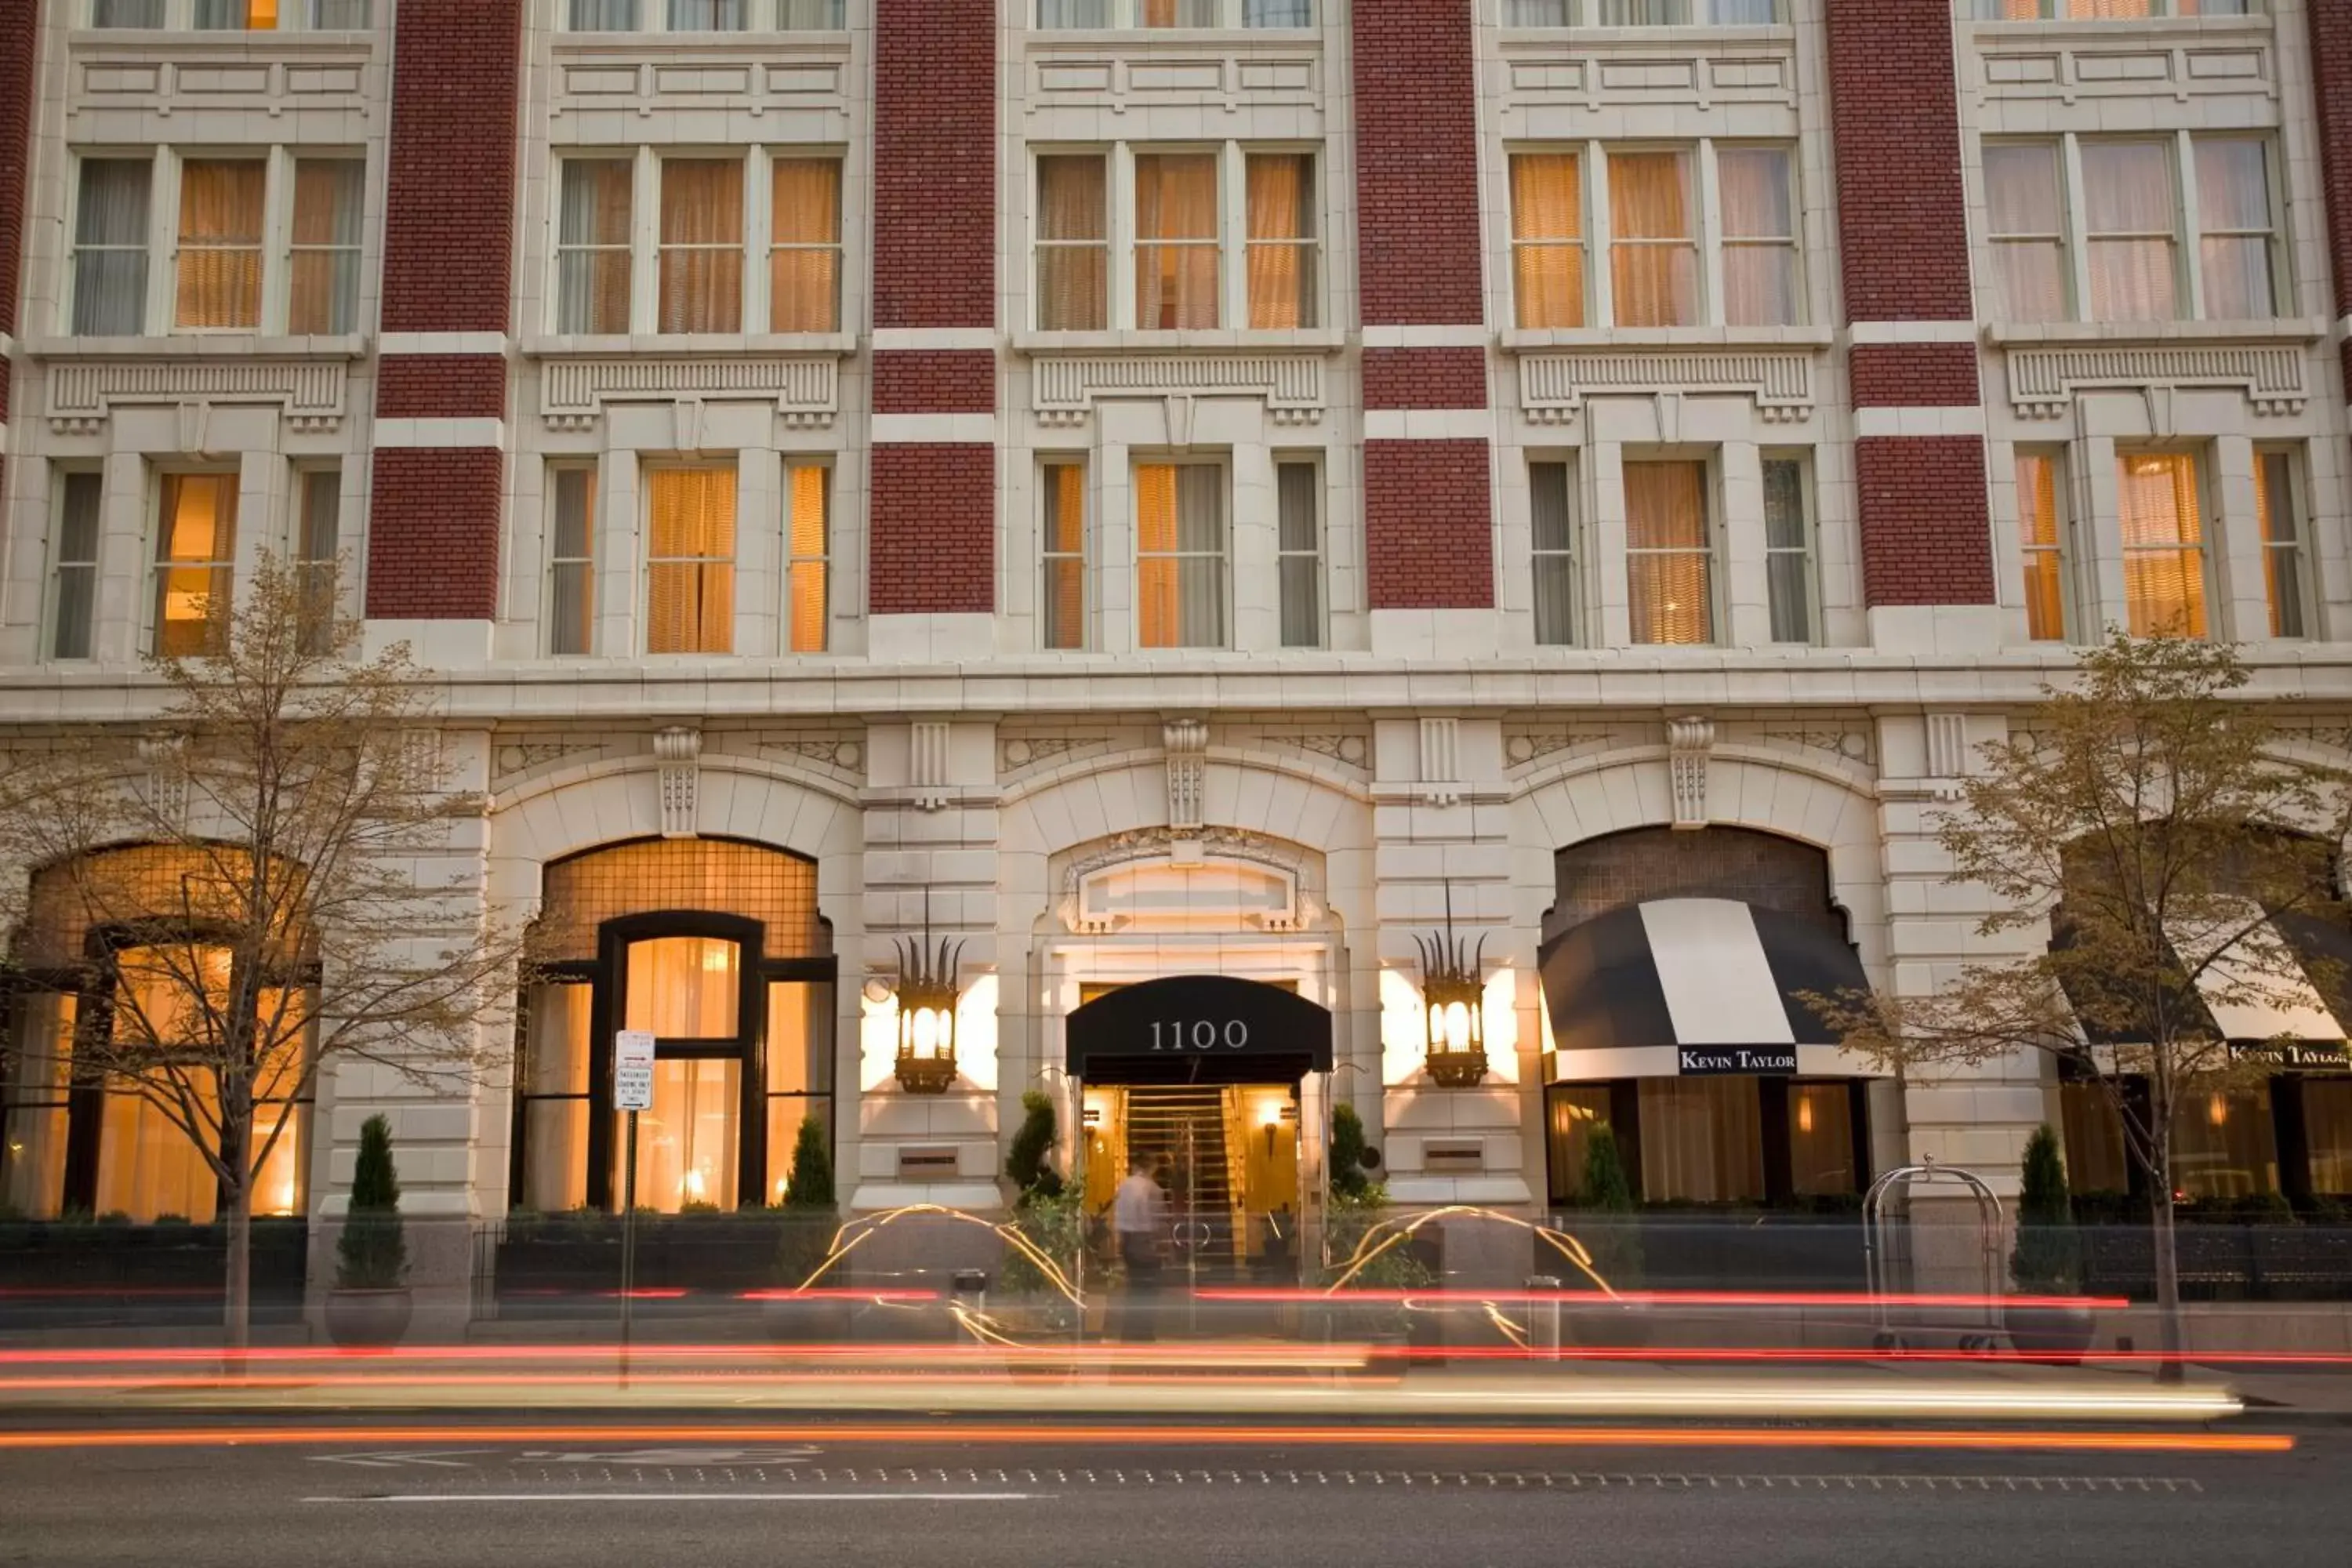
[892, 888, 963, 1095]
[1415, 881, 1490, 1088]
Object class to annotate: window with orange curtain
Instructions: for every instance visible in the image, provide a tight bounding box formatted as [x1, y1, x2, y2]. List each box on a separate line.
[1041, 459, 1087, 651]
[770, 158, 840, 333]
[1140, 0, 1217, 22]
[786, 461, 829, 654]
[152, 474, 238, 656]
[557, 159, 634, 335]
[1609, 150, 1697, 328]
[2117, 452, 2208, 638]
[2255, 447, 2310, 640]
[193, 0, 281, 27]
[1135, 463, 1227, 648]
[646, 466, 736, 655]
[2082, 140, 2180, 323]
[1134, 154, 1220, 329]
[658, 158, 744, 334]
[1623, 459, 1714, 646]
[174, 159, 265, 329]
[287, 158, 362, 334]
[1510, 153, 1584, 329]
[1036, 155, 1109, 330]
[1244, 153, 1316, 329]
[2016, 450, 2070, 643]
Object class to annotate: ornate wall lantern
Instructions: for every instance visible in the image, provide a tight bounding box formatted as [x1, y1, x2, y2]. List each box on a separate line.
[1415, 882, 1490, 1088]
[892, 890, 962, 1094]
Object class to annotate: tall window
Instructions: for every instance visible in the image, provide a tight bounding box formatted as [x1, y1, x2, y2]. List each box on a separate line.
[1036, 155, 1110, 331]
[517, 980, 591, 1211]
[563, 0, 845, 24]
[1984, 142, 2067, 320]
[1609, 151, 1697, 328]
[1135, 154, 1220, 330]
[1530, 460, 1579, 647]
[50, 472, 103, 662]
[771, 158, 841, 333]
[71, 159, 151, 336]
[557, 159, 633, 335]
[153, 474, 238, 657]
[195, 0, 279, 23]
[1624, 459, 1714, 646]
[96, 0, 374, 30]
[2197, 139, 2278, 320]
[1511, 154, 1585, 329]
[1761, 454, 1813, 644]
[549, 467, 597, 656]
[659, 158, 745, 334]
[1036, 0, 1317, 24]
[294, 467, 341, 652]
[646, 466, 736, 655]
[1135, 463, 1227, 648]
[2016, 449, 2069, 643]
[288, 158, 364, 334]
[1276, 458, 1323, 648]
[786, 461, 829, 655]
[175, 159, 266, 330]
[1246, 154, 1316, 329]
[1719, 147, 1797, 327]
[2118, 452, 2206, 638]
[1041, 459, 1087, 651]
[667, 0, 746, 25]
[2083, 141, 2178, 322]
[2255, 447, 2310, 640]
[626, 935, 742, 1209]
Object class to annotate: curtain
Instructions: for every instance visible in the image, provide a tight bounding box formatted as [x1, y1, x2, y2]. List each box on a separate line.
[1042, 462, 1087, 651]
[1037, 0, 1112, 24]
[549, 468, 596, 656]
[1136, 464, 1225, 648]
[288, 159, 362, 335]
[1135, 154, 1220, 329]
[764, 982, 831, 1204]
[1504, 0, 1570, 20]
[646, 468, 736, 654]
[777, 0, 843, 27]
[787, 463, 829, 654]
[2306, 1082, 2352, 1196]
[1276, 460, 1319, 648]
[194, 0, 277, 27]
[93, 0, 165, 24]
[96, 1089, 219, 1222]
[2083, 141, 2179, 322]
[310, 0, 372, 26]
[1788, 1084, 1857, 1196]
[1708, 0, 1780, 18]
[1511, 154, 1584, 328]
[2016, 452, 2066, 641]
[633, 1058, 740, 1211]
[1037, 156, 1108, 329]
[1143, 0, 1218, 23]
[2170, 1087, 2278, 1200]
[626, 936, 740, 1038]
[1243, 0, 1312, 23]
[666, 0, 745, 27]
[659, 159, 743, 334]
[1245, 154, 1313, 329]
[296, 469, 341, 651]
[558, 160, 633, 334]
[1762, 456, 1810, 643]
[176, 159, 264, 329]
[2118, 452, 2205, 637]
[2060, 1083, 2131, 1194]
[1609, 151, 1694, 328]
[2196, 139, 2274, 320]
[0, 994, 74, 1218]
[75, 159, 151, 336]
[1984, 143, 2067, 321]
[771, 158, 840, 332]
[2067, 0, 2157, 15]
[52, 474, 102, 661]
[521, 985, 590, 1213]
[1598, 0, 1688, 23]
[1624, 460, 1711, 644]
[2256, 449, 2304, 638]
[1530, 460, 1577, 646]
[569, 0, 638, 27]
[154, 474, 237, 656]
[1719, 147, 1796, 326]
[1639, 1079, 1765, 1203]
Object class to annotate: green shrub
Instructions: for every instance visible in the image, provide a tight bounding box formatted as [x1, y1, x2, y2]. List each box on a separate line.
[334, 1113, 408, 1290]
[1000, 1185, 1086, 1300]
[1323, 1183, 1432, 1290]
[1330, 1103, 1373, 1200]
[2009, 1123, 2081, 1294]
[96, 1210, 132, 1226]
[1005, 1090, 1065, 1200]
[782, 1116, 836, 1211]
[1572, 1124, 1642, 1290]
[151, 1213, 192, 1227]
[677, 1200, 722, 1216]
[775, 1116, 840, 1287]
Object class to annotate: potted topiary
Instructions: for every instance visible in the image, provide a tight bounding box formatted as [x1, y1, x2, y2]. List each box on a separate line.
[325, 1114, 412, 1348]
[766, 1116, 845, 1342]
[2005, 1123, 2096, 1361]
[1566, 1124, 1650, 1348]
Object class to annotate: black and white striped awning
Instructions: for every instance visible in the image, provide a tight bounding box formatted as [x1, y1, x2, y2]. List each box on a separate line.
[2068, 904, 2352, 1067]
[1537, 898, 1879, 1081]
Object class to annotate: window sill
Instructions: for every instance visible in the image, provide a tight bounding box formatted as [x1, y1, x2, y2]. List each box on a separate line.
[22, 332, 369, 361]
[1026, 28, 1321, 46]
[1984, 318, 2325, 348]
[69, 27, 377, 49]
[1968, 15, 2271, 40]
[520, 332, 857, 358]
[1500, 24, 1794, 45]
[552, 30, 851, 50]
[1013, 328, 1345, 355]
[1501, 325, 1833, 354]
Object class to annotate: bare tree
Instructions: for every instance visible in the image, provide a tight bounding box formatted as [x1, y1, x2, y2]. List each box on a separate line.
[1813, 634, 2352, 1376]
[0, 557, 528, 1345]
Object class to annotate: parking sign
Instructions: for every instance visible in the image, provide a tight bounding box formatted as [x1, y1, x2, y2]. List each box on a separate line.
[614, 1029, 656, 1112]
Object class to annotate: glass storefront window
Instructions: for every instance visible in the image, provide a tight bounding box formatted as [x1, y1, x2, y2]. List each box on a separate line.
[2060, 1082, 2133, 1195]
[1788, 1081, 1857, 1196]
[1545, 1085, 1612, 1205]
[1, 993, 74, 1218]
[519, 982, 591, 1212]
[764, 979, 831, 1205]
[626, 936, 739, 1039]
[2171, 1085, 2278, 1201]
[1639, 1078, 1764, 1202]
[625, 1058, 739, 1210]
[2304, 1080, 2352, 1196]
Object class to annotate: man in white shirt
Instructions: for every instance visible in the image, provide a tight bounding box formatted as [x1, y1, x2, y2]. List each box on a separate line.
[1112, 1155, 1167, 1341]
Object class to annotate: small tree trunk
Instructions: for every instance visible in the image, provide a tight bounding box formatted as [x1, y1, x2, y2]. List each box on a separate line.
[223, 1178, 253, 1355]
[2151, 1150, 2185, 1385]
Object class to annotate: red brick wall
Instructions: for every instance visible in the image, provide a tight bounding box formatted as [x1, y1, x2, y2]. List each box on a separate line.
[365, 450, 504, 620]
[2308, 2, 2352, 318]
[873, 350, 996, 416]
[1825, 0, 1973, 323]
[0, 0, 35, 423]
[1849, 343, 1980, 408]
[1363, 347, 1488, 412]
[874, 0, 993, 331]
[1354, 0, 1484, 327]
[379, 0, 521, 335]
[1855, 437, 1996, 608]
[377, 355, 506, 420]
[1363, 440, 1494, 610]
[870, 445, 995, 615]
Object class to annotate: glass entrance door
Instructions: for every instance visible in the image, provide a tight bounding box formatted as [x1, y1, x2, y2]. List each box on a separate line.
[1083, 1082, 1301, 1283]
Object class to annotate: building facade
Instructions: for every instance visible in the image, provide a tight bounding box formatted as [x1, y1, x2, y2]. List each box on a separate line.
[4, 0, 2352, 1291]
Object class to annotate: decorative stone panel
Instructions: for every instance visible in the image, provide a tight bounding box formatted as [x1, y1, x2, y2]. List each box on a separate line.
[45, 358, 352, 437]
[1668, 716, 1714, 831]
[69, 39, 374, 121]
[1518, 350, 1817, 426]
[1029, 354, 1326, 428]
[2002, 343, 2308, 420]
[1025, 43, 1323, 118]
[1971, 27, 2276, 111]
[1500, 35, 1800, 116]
[654, 727, 702, 840]
[548, 42, 851, 122]
[538, 356, 840, 431]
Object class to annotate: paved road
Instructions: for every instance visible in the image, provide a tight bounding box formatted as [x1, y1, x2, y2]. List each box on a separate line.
[0, 1416, 2339, 1567]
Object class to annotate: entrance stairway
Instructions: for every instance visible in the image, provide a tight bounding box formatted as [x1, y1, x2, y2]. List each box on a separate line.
[1123, 1087, 1241, 1279]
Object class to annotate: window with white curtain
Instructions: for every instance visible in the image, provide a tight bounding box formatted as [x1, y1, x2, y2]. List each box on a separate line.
[557, 159, 633, 335]
[1276, 458, 1323, 648]
[1504, 0, 1785, 22]
[1981, 134, 2282, 323]
[548, 467, 597, 657]
[96, 0, 376, 22]
[2255, 447, 2311, 641]
[1762, 454, 1814, 644]
[1035, 0, 1317, 27]
[1967, 0, 2253, 18]
[49, 472, 103, 663]
[294, 466, 342, 653]
[660, 158, 745, 334]
[2016, 448, 2071, 643]
[645, 466, 737, 655]
[1136, 153, 1221, 329]
[1624, 459, 1715, 646]
[1135, 463, 1228, 649]
[1040, 459, 1088, 651]
[785, 461, 830, 655]
[1530, 459, 1579, 647]
[1036, 155, 1110, 331]
[559, 0, 844, 26]
[152, 473, 238, 658]
[288, 158, 365, 335]
[668, 0, 746, 27]
[71, 159, 151, 336]
[2117, 451, 2209, 638]
[1512, 143, 1802, 329]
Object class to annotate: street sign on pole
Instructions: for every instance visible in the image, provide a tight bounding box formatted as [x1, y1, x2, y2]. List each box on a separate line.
[614, 1029, 655, 1112]
[614, 1028, 655, 1387]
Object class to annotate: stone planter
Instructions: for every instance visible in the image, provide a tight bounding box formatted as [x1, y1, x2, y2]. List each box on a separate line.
[2004, 1303, 2098, 1363]
[325, 1287, 414, 1349]
[1563, 1297, 1654, 1350]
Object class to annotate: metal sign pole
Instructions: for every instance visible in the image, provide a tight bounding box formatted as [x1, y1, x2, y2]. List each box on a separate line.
[612, 1026, 655, 1392]
[620, 1109, 638, 1389]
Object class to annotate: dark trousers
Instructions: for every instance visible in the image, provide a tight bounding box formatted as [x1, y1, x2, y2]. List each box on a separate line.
[1118, 1232, 1162, 1341]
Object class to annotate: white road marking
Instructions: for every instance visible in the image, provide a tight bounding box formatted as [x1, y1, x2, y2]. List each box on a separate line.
[309, 1451, 488, 1469]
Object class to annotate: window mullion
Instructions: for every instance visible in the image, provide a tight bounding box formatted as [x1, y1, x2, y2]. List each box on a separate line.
[1111, 142, 1137, 331]
[2059, 135, 2092, 323]
[2176, 129, 2205, 321]
[1589, 141, 1613, 327]
[1697, 138, 1724, 328]
[148, 147, 177, 336]
[1221, 139, 1246, 331]
[633, 147, 659, 335]
[260, 145, 293, 335]
[746, 148, 773, 334]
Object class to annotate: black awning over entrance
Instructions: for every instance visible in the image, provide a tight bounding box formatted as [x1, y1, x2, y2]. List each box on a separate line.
[1067, 975, 1334, 1085]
